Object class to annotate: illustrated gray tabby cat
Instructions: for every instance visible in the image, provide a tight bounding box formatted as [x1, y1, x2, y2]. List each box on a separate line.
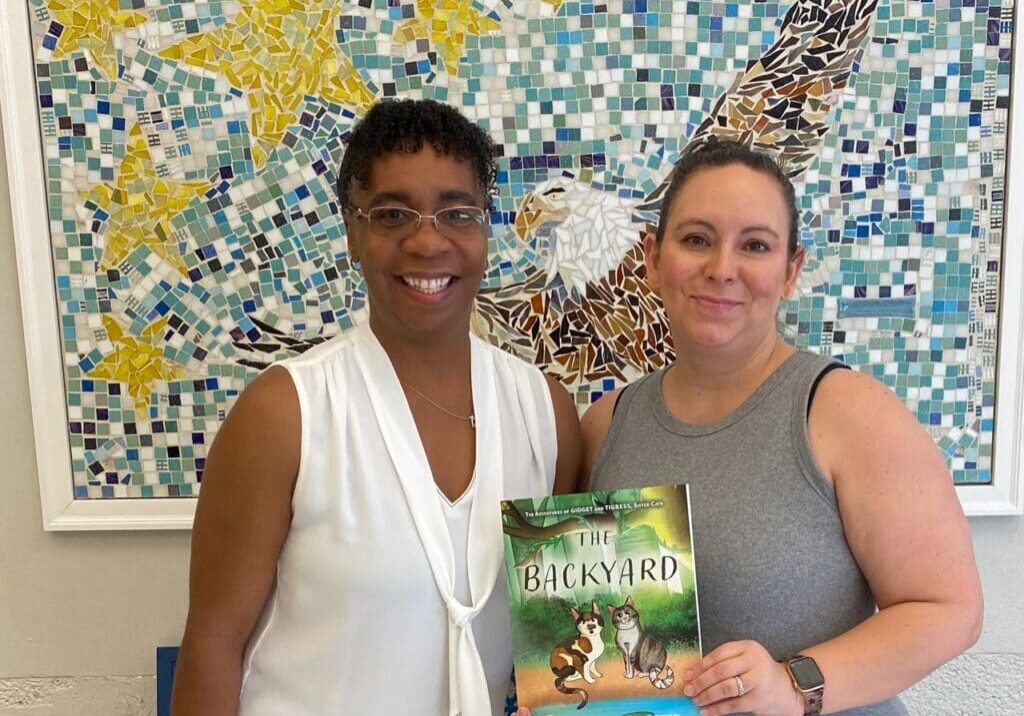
[608, 595, 675, 688]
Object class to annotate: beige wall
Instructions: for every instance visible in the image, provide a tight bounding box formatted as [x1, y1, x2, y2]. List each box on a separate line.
[1, 101, 1022, 712]
[0, 106, 191, 680]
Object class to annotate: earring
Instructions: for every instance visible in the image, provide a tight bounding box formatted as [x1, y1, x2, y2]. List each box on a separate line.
[350, 256, 362, 271]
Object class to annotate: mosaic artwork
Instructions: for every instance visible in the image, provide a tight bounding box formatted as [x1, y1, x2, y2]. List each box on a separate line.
[24, 0, 1016, 497]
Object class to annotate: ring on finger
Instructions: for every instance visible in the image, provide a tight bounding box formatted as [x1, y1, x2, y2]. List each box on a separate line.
[735, 675, 746, 697]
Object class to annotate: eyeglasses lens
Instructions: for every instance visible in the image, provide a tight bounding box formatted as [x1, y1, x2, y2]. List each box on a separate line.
[365, 207, 485, 240]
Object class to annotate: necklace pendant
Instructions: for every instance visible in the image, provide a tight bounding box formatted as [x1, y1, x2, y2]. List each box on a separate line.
[469, 414, 476, 430]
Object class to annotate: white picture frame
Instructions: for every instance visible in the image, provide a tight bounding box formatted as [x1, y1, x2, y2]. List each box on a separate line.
[958, 16, 1024, 517]
[1, 2, 195, 529]
[2, 1, 1022, 529]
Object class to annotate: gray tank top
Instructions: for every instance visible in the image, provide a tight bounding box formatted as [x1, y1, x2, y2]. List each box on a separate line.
[590, 351, 907, 715]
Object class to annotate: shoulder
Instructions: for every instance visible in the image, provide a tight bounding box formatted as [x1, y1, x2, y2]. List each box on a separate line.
[194, 366, 302, 512]
[475, 335, 561, 411]
[808, 366, 941, 484]
[580, 387, 624, 488]
[809, 366, 910, 435]
[474, 333, 538, 375]
[473, 337, 583, 492]
[230, 365, 300, 426]
[581, 388, 622, 446]
[214, 366, 301, 476]
[542, 372, 577, 420]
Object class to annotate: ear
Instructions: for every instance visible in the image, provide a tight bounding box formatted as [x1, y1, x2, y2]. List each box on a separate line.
[606, 604, 616, 615]
[344, 218, 363, 268]
[642, 231, 661, 295]
[571, 606, 580, 620]
[625, 595, 635, 607]
[592, 602, 600, 615]
[781, 245, 806, 300]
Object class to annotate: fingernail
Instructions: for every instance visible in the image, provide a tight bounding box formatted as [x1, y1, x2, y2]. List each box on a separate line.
[684, 686, 694, 697]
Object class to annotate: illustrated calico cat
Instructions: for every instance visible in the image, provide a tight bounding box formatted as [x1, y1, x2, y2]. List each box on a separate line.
[549, 602, 605, 709]
[608, 595, 675, 688]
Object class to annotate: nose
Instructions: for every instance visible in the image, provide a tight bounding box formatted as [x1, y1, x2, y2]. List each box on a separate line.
[403, 215, 449, 257]
[704, 245, 737, 283]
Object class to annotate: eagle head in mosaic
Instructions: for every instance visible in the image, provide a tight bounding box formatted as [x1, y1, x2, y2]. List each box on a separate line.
[514, 175, 657, 296]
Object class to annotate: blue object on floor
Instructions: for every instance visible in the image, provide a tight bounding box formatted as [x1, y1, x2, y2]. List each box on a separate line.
[157, 646, 180, 716]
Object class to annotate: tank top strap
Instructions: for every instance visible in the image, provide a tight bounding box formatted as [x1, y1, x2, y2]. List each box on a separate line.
[787, 352, 850, 511]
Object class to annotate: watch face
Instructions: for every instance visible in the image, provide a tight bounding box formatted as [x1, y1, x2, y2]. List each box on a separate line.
[789, 656, 825, 690]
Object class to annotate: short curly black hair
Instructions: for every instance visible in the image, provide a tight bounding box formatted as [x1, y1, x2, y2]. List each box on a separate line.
[336, 98, 499, 211]
[655, 139, 800, 258]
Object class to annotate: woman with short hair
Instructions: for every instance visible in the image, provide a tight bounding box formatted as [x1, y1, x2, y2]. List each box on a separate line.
[171, 99, 581, 716]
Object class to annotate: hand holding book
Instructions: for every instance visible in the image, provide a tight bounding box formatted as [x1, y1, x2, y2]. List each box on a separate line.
[682, 640, 807, 716]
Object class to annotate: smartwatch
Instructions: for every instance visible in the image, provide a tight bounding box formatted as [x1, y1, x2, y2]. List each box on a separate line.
[784, 654, 824, 716]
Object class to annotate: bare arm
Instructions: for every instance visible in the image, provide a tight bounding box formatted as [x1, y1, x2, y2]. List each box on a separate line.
[545, 373, 583, 495]
[800, 368, 983, 711]
[688, 369, 982, 716]
[170, 367, 300, 716]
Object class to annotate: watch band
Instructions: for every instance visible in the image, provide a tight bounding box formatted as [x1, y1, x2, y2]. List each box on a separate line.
[784, 655, 824, 716]
[802, 686, 823, 716]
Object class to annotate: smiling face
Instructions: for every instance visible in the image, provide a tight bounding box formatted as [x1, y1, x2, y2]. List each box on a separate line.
[344, 147, 488, 345]
[644, 163, 804, 355]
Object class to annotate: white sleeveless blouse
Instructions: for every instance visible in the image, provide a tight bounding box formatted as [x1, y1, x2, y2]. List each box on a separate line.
[237, 322, 557, 716]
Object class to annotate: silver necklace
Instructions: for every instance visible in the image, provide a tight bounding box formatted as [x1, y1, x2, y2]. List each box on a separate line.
[400, 380, 476, 429]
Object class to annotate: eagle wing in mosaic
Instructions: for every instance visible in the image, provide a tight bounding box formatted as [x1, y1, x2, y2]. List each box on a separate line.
[477, 0, 882, 385]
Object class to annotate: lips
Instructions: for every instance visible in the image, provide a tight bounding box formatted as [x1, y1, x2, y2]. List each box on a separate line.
[691, 294, 742, 313]
[691, 294, 741, 306]
[401, 275, 454, 295]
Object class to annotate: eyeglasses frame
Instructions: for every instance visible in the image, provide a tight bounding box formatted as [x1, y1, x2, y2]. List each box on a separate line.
[346, 205, 489, 241]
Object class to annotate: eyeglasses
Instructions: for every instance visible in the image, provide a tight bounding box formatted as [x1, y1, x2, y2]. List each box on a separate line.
[348, 205, 488, 241]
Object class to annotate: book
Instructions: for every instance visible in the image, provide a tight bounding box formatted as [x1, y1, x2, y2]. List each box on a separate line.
[501, 484, 702, 716]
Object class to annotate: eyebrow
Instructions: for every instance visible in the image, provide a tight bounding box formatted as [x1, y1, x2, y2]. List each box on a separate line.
[366, 190, 411, 207]
[440, 189, 480, 204]
[367, 189, 481, 208]
[671, 218, 783, 241]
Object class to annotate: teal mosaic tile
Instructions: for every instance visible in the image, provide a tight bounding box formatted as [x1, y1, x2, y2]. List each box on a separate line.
[26, 0, 1016, 495]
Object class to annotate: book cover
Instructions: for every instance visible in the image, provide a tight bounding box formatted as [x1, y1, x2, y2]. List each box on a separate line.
[501, 484, 701, 716]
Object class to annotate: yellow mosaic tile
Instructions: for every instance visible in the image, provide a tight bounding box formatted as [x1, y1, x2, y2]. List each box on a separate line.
[396, 0, 501, 75]
[159, 0, 376, 166]
[47, 0, 147, 80]
[89, 315, 188, 409]
[84, 125, 210, 275]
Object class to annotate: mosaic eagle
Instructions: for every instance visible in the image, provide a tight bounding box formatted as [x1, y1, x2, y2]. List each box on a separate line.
[474, 0, 881, 390]
[91, 0, 881, 396]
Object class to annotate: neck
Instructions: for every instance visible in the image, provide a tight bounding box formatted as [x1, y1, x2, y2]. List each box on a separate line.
[664, 330, 793, 424]
[368, 312, 473, 385]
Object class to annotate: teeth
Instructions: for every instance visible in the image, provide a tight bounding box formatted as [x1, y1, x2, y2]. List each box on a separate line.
[403, 276, 453, 294]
